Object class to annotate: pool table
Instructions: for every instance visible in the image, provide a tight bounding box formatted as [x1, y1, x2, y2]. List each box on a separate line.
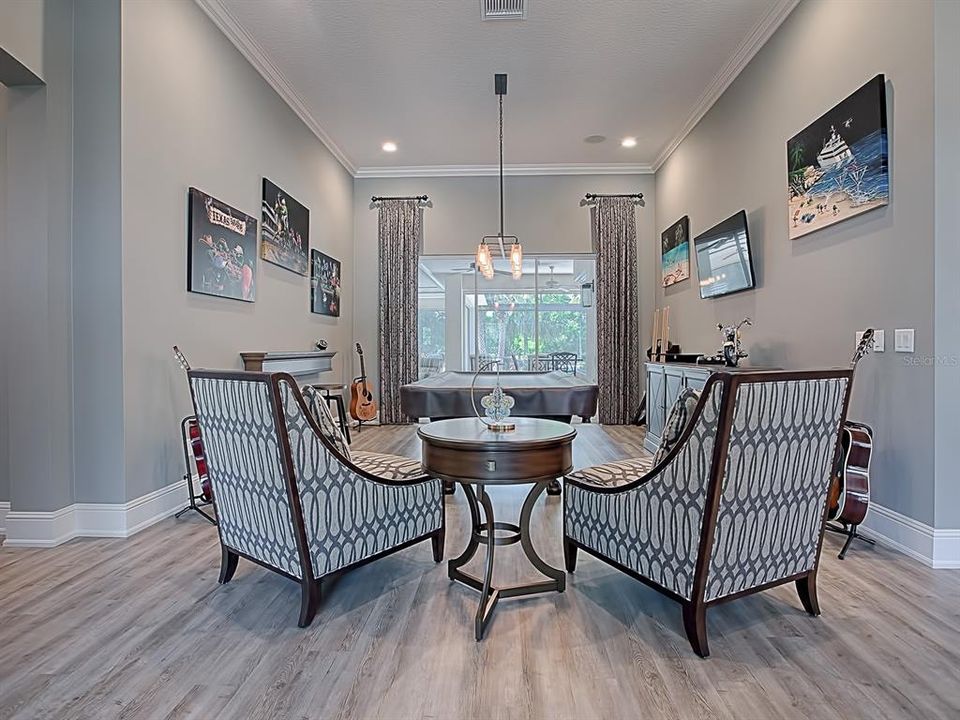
[400, 371, 598, 423]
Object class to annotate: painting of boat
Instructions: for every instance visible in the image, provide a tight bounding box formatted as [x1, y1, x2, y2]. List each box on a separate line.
[817, 126, 853, 169]
[787, 74, 888, 240]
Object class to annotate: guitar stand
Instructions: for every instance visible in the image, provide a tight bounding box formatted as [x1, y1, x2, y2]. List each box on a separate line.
[826, 521, 874, 559]
[176, 417, 217, 526]
[174, 476, 217, 526]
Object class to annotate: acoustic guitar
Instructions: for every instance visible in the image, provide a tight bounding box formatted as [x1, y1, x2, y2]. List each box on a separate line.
[826, 329, 875, 558]
[349, 343, 378, 422]
[172, 346, 214, 503]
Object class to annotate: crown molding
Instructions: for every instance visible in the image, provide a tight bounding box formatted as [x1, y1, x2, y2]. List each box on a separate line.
[193, 0, 358, 176]
[195, 0, 796, 180]
[354, 163, 654, 179]
[652, 0, 801, 172]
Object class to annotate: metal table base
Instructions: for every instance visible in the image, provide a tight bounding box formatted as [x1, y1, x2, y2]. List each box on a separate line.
[448, 480, 566, 640]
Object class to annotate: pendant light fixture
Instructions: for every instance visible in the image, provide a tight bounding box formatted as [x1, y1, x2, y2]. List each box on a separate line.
[477, 73, 522, 281]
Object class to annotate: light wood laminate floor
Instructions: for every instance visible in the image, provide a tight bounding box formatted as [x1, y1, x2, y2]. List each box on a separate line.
[1, 424, 959, 720]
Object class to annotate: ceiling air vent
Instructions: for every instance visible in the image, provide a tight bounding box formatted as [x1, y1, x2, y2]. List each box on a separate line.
[481, 0, 526, 21]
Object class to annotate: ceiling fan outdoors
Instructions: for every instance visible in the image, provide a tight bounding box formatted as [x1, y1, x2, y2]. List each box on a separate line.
[448, 261, 512, 276]
[543, 265, 561, 289]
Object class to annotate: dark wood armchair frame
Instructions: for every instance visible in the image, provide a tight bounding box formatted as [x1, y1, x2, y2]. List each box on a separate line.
[563, 369, 853, 658]
[188, 370, 445, 628]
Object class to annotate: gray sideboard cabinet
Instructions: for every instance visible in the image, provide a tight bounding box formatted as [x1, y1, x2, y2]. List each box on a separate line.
[644, 362, 774, 453]
[644, 362, 712, 453]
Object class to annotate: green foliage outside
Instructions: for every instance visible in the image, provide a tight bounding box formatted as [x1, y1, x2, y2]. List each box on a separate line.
[419, 309, 445, 356]
[478, 292, 585, 363]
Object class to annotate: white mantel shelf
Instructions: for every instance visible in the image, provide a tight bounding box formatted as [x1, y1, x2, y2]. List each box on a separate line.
[240, 350, 337, 376]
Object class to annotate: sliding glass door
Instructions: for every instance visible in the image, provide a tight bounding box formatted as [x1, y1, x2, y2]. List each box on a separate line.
[418, 254, 597, 380]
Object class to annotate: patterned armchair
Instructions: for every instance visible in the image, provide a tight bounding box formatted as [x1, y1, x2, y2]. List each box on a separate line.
[188, 370, 444, 627]
[563, 369, 852, 657]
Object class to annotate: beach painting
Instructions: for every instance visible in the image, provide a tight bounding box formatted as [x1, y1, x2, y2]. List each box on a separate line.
[661, 216, 690, 287]
[787, 74, 888, 240]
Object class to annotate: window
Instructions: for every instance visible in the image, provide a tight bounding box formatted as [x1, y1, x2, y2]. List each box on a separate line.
[418, 255, 597, 379]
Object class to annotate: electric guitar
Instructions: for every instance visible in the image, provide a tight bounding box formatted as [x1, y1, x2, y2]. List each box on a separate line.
[349, 343, 378, 422]
[172, 346, 213, 502]
[827, 330, 875, 531]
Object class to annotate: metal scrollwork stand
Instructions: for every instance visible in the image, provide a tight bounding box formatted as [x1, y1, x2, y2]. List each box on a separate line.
[447, 480, 566, 641]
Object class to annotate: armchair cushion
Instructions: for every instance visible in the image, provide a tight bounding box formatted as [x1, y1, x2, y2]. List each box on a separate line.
[565, 456, 654, 488]
[352, 451, 424, 480]
[567, 388, 697, 490]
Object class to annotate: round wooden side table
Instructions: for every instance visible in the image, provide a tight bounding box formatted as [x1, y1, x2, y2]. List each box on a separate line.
[418, 417, 575, 640]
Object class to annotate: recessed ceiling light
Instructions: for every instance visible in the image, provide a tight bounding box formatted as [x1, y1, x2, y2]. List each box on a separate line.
[584, 135, 606, 144]
[621, 137, 637, 148]
[382, 141, 397, 152]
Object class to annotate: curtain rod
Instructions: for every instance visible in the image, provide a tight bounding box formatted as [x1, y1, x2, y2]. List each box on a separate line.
[583, 193, 644, 200]
[371, 195, 429, 202]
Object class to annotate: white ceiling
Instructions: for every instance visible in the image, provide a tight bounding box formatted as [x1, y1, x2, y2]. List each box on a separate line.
[201, 0, 798, 175]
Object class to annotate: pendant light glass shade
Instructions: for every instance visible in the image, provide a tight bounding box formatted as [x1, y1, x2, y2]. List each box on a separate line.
[476, 242, 494, 280]
[509, 241, 523, 279]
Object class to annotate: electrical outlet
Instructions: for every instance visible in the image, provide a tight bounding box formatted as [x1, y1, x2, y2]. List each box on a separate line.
[895, 329, 915, 353]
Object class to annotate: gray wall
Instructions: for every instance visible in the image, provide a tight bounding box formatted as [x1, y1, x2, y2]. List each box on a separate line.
[654, 0, 936, 524]
[353, 174, 655, 396]
[0, 83, 8, 504]
[3, 0, 75, 513]
[934, 0, 960, 529]
[72, 0, 123, 504]
[119, 0, 355, 501]
[0, 0, 45, 80]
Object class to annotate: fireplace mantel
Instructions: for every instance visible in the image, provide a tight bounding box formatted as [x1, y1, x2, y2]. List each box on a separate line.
[240, 350, 337, 376]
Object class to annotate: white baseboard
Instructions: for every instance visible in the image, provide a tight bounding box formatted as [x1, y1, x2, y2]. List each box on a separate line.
[4, 505, 78, 548]
[3, 479, 189, 548]
[0, 501, 11, 536]
[860, 503, 960, 569]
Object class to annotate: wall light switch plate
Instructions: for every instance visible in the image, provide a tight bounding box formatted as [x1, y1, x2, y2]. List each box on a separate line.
[873, 329, 884, 352]
[859, 329, 884, 352]
[895, 329, 915, 353]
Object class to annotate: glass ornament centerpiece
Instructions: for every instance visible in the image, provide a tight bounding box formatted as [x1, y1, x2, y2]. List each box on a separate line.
[470, 360, 516, 432]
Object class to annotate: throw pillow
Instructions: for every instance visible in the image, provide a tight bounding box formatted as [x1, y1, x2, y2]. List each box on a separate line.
[653, 388, 701, 465]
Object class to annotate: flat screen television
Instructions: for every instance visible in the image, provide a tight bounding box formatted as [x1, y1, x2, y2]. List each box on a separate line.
[694, 210, 756, 299]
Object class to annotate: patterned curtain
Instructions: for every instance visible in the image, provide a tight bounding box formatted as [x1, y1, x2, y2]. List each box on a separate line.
[593, 197, 640, 424]
[377, 200, 422, 424]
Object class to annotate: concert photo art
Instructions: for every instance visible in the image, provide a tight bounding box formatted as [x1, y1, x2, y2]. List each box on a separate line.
[311, 250, 341, 317]
[262, 178, 310, 275]
[787, 74, 888, 240]
[661, 216, 690, 287]
[187, 188, 258, 302]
